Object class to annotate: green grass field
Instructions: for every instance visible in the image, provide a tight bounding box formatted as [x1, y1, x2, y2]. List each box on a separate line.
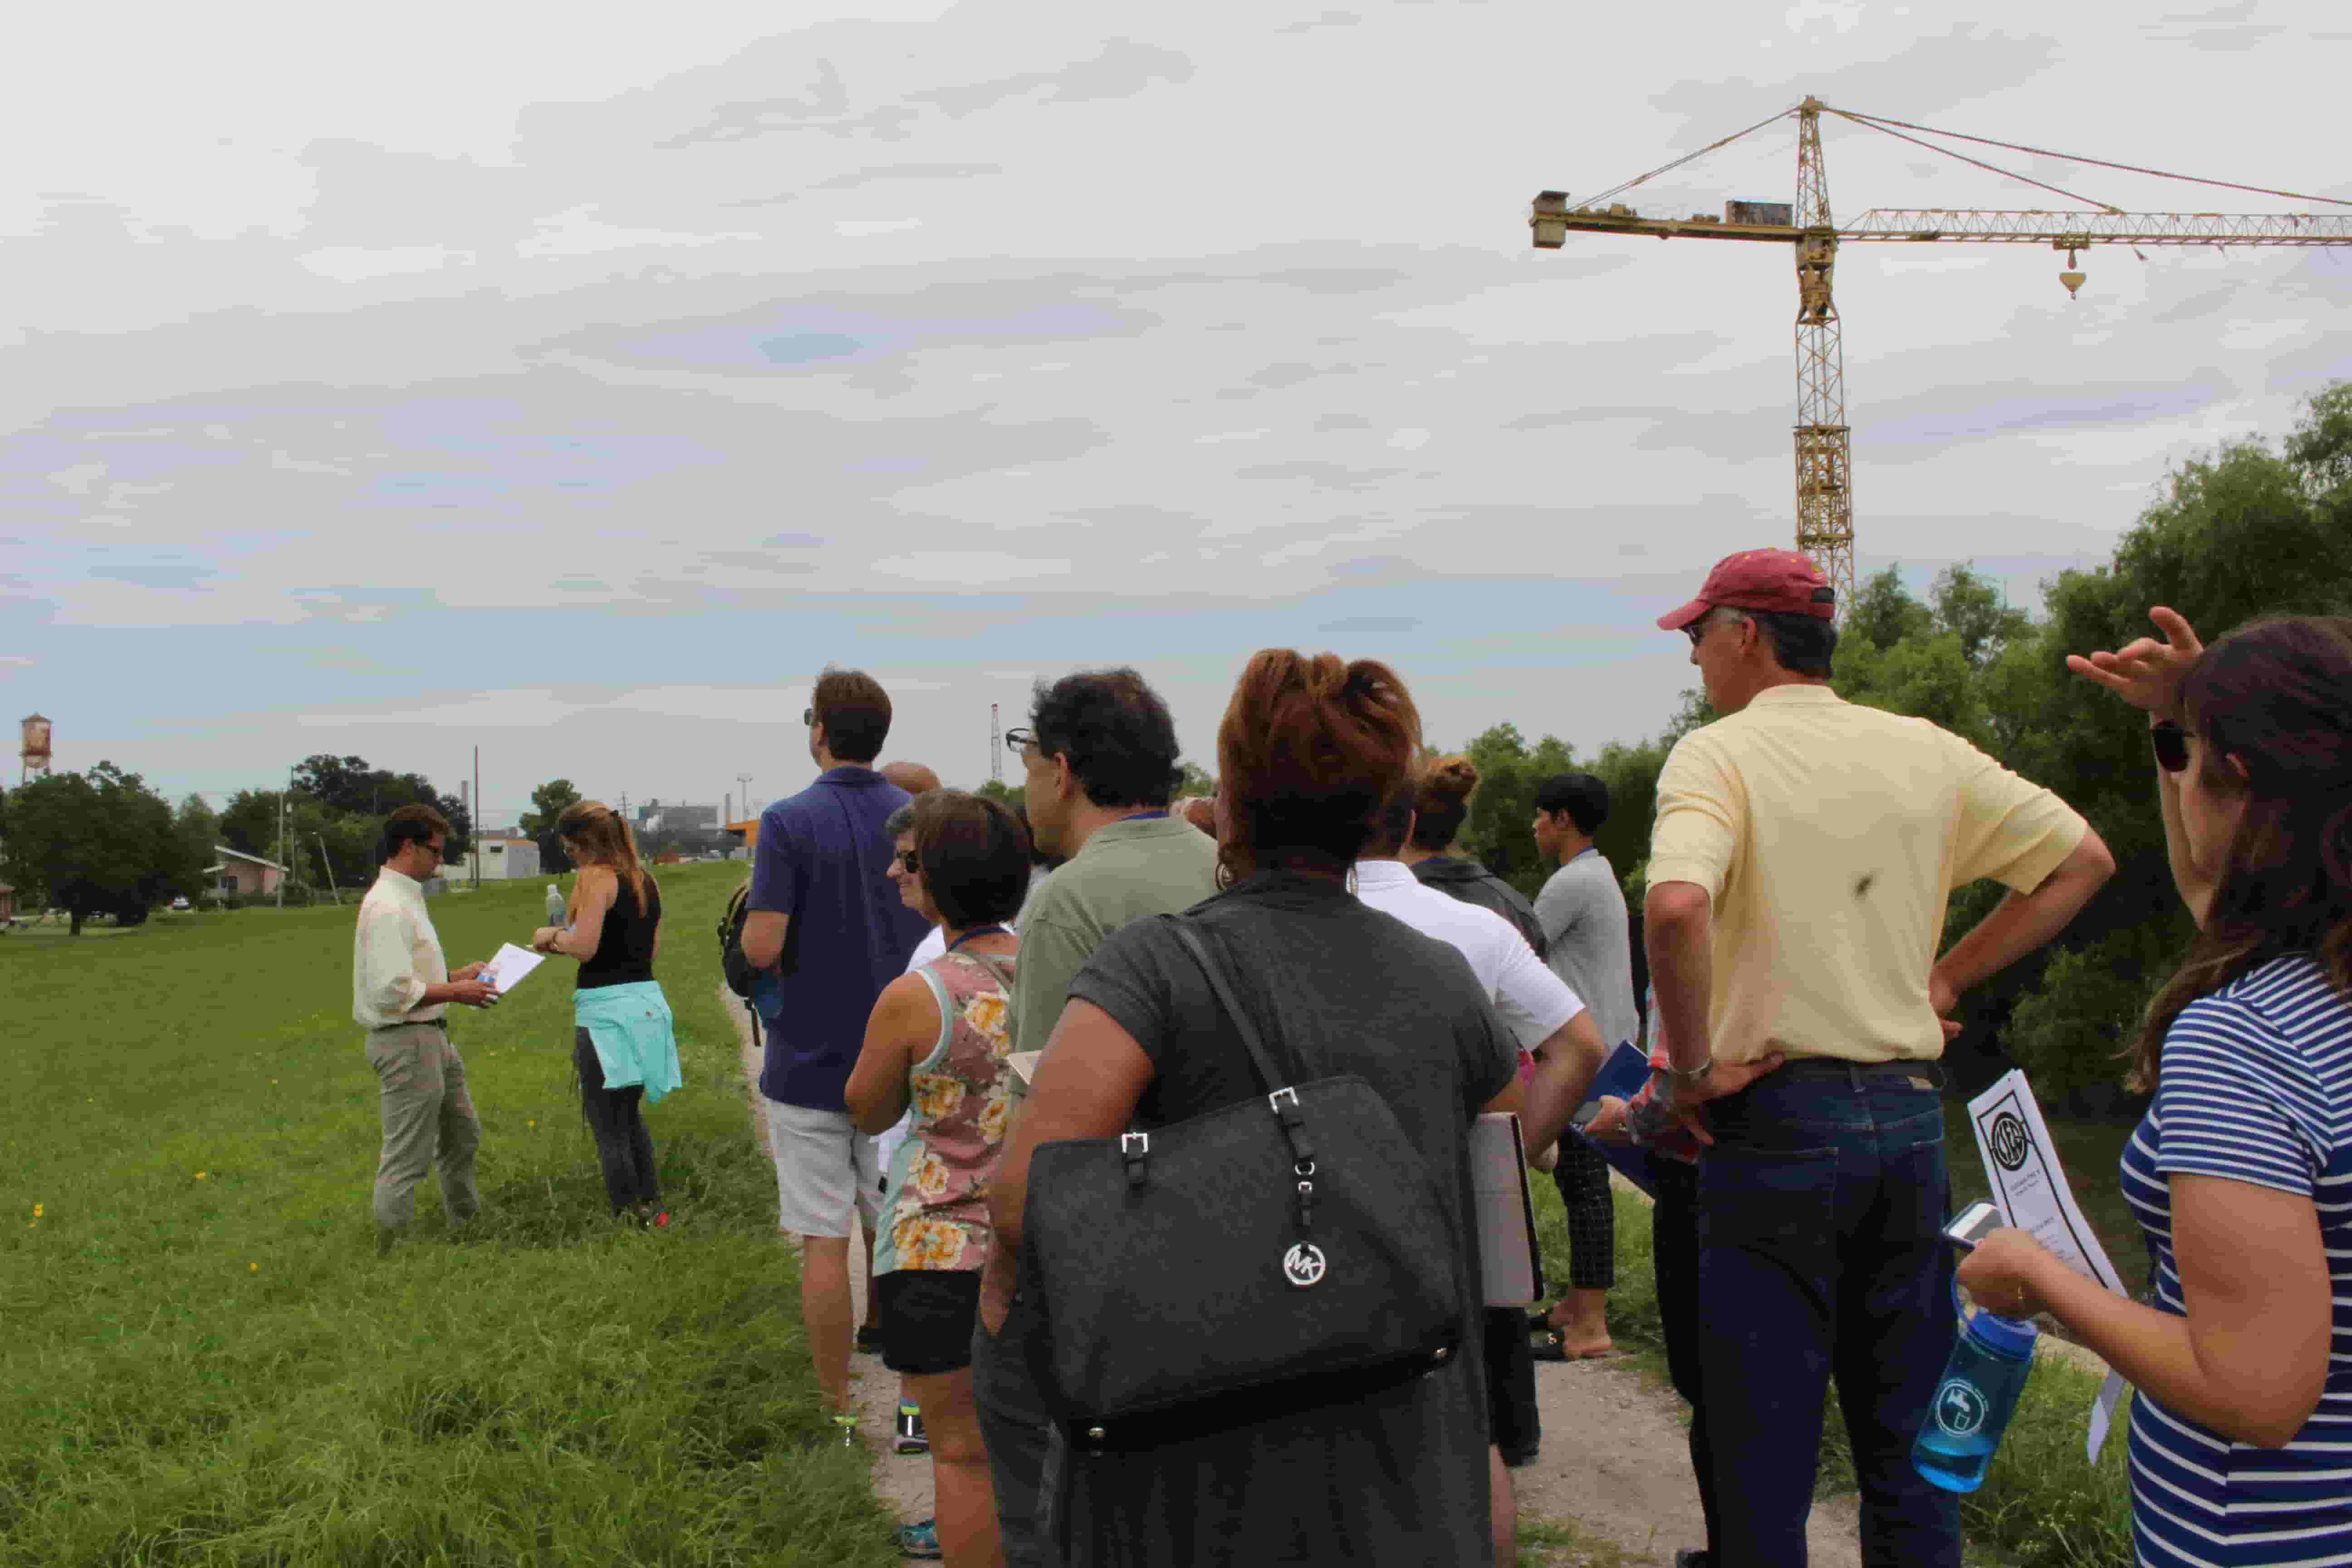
[1, 866, 893, 1568]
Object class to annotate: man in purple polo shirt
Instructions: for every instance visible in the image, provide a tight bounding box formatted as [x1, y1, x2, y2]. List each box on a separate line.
[742, 665, 930, 1433]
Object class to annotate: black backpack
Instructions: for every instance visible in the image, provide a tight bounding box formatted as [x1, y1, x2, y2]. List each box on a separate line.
[718, 881, 760, 998]
[717, 881, 800, 998]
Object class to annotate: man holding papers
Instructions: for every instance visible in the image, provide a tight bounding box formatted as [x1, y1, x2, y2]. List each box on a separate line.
[1642, 549, 2112, 1568]
[353, 804, 498, 1245]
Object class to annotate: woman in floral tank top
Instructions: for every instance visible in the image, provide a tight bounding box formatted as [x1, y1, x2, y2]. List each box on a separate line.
[848, 790, 1030, 1568]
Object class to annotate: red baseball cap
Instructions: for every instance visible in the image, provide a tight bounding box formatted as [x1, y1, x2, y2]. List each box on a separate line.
[1657, 548, 1836, 630]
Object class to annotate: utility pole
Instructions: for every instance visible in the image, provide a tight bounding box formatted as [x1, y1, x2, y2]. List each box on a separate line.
[471, 745, 480, 891]
[316, 834, 344, 906]
[737, 774, 753, 818]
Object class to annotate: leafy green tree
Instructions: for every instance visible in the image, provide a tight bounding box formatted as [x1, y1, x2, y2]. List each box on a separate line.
[175, 794, 220, 869]
[219, 789, 282, 858]
[1, 763, 201, 933]
[522, 779, 583, 874]
[1455, 724, 1575, 897]
[975, 779, 1024, 810]
[1176, 760, 1215, 800]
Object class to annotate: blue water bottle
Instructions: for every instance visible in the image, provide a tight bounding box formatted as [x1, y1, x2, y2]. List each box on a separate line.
[1912, 1306, 2038, 1492]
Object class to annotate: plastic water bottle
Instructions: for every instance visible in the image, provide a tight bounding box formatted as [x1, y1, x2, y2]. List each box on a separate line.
[1913, 1307, 2038, 1492]
[545, 884, 566, 927]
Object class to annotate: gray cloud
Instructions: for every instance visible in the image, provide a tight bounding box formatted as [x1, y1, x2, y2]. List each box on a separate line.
[1318, 613, 1420, 636]
[910, 39, 1195, 119]
[817, 162, 1002, 190]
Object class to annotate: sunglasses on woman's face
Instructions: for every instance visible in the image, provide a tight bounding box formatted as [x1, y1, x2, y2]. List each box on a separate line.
[896, 850, 921, 874]
[2151, 721, 2190, 774]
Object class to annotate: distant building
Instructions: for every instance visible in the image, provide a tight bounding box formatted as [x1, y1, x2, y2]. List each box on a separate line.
[465, 830, 543, 882]
[208, 847, 288, 898]
[637, 799, 719, 834]
[724, 818, 761, 853]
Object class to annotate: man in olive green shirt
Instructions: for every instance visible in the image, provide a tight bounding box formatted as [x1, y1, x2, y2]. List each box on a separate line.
[979, 667, 1219, 1568]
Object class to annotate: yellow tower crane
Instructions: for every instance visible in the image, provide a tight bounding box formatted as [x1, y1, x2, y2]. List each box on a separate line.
[1529, 98, 2352, 607]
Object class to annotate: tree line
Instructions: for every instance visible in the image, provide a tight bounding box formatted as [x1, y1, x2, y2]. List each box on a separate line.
[1, 752, 470, 932]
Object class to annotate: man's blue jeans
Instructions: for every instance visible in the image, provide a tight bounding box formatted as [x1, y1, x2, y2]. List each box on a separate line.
[1695, 1062, 1960, 1568]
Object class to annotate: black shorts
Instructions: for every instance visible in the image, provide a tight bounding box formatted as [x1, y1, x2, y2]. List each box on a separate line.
[1483, 1307, 1540, 1463]
[877, 1269, 983, 1377]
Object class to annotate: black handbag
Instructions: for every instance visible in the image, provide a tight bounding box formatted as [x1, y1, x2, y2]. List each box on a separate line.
[1018, 916, 1467, 1452]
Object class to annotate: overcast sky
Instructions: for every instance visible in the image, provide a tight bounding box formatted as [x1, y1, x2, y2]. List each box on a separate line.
[5, 0, 2347, 826]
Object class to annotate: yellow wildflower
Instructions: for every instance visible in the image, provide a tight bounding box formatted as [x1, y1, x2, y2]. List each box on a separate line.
[250, 1263, 259, 1272]
[195, 1171, 208, 1181]
[32, 1204, 42, 1218]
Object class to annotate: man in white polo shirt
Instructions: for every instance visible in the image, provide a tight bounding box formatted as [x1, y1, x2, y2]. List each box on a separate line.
[353, 803, 499, 1245]
[1357, 789, 1606, 1567]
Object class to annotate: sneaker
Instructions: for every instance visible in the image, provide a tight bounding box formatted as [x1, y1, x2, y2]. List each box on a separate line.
[898, 1519, 942, 1560]
[894, 1401, 927, 1455]
[832, 1413, 859, 1449]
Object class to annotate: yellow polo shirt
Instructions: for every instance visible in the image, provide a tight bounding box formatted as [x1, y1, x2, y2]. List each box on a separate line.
[1648, 684, 2087, 1064]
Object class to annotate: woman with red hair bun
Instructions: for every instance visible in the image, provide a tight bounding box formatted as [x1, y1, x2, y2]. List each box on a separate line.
[988, 650, 1524, 1567]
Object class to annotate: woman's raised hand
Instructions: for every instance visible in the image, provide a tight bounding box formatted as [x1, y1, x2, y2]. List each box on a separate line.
[2065, 605, 2204, 716]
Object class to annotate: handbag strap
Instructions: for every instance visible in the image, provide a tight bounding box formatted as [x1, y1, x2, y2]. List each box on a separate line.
[1167, 918, 1320, 1181]
[1167, 918, 1291, 1098]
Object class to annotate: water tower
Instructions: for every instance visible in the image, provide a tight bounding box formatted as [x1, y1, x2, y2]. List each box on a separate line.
[20, 713, 51, 785]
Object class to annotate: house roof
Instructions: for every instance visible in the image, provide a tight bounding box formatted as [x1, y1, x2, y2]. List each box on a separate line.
[214, 845, 289, 871]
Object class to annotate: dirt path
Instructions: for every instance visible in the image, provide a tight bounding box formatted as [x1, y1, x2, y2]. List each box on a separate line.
[720, 988, 933, 1534]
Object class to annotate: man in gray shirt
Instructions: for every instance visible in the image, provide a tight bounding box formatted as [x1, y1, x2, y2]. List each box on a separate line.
[1531, 772, 1639, 1357]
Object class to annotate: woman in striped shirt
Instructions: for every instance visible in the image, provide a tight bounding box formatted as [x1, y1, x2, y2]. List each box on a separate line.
[1959, 610, 2352, 1568]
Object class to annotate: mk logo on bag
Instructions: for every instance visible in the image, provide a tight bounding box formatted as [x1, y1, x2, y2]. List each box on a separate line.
[1282, 1242, 1327, 1288]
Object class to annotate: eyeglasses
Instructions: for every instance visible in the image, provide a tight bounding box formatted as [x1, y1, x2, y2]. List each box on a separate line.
[895, 850, 921, 874]
[1685, 612, 1744, 648]
[423, 839, 446, 860]
[2151, 721, 2190, 774]
[803, 707, 814, 727]
[1004, 726, 1037, 756]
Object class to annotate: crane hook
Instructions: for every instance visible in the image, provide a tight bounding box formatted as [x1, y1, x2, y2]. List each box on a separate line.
[2059, 245, 2087, 300]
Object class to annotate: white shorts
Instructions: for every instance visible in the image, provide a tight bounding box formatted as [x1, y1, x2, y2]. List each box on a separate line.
[764, 1098, 882, 1240]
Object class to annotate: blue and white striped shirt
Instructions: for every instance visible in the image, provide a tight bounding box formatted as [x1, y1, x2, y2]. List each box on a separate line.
[2119, 953, 2352, 1568]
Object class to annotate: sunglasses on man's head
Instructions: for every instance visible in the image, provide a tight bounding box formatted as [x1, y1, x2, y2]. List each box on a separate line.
[2151, 721, 2190, 774]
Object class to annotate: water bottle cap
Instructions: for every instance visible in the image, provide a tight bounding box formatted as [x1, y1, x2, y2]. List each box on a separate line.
[1964, 1306, 2039, 1360]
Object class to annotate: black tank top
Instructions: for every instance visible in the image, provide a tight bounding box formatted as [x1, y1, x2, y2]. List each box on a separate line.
[578, 873, 661, 990]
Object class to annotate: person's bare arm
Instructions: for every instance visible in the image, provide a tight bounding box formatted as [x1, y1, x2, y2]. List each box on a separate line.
[845, 974, 936, 1135]
[981, 998, 1155, 1331]
[1519, 1009, 1605, 1155]
[1960, 1175, 2330, 1448]
[1931, 830, 2115, 1002]
[741, 910, 789, 971]
[1645, 881, 1715, 1079]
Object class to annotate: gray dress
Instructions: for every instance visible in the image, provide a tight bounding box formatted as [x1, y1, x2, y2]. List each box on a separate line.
[1059, 871, 1516, 1567]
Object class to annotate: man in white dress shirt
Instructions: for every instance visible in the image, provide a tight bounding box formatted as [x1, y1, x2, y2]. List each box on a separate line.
[1356, 789, 1607, 1564]
[352, 804, 498, 1243]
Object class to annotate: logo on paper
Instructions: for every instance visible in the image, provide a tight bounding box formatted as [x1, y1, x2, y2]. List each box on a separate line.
[1282, 1243, 1327, 1288]
[1935, 1378, 1989, 1436]
[1989, 1112, 2031, 1172]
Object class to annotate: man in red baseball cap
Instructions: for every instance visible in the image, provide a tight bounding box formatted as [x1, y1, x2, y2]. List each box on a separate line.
[1622, 544, 2114, 1567]
[1654, 546, 1838, 633]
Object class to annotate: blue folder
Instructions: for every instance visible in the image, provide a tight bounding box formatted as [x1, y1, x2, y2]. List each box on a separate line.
[1567, 1040, 1659, 1196]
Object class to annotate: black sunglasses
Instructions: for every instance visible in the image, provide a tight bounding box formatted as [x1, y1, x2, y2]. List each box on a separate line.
[2151, 721, 2190, 774]
[895, 849, 921, 874]
[1004, 726, 1036, 755]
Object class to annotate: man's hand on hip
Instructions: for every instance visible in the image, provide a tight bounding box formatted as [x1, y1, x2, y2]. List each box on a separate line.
[1655, 1053, 1786, 1144]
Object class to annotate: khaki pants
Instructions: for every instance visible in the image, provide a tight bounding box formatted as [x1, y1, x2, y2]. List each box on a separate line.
[366, 1022, 482, 1232]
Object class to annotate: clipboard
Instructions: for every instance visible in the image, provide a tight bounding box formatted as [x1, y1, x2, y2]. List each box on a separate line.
[1472, 1112, 1547, 1307]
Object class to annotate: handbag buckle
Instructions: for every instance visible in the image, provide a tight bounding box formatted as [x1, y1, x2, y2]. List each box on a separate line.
[1268, 1086, 1300, 1117]
[1120, 1131, 1150, 1189]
